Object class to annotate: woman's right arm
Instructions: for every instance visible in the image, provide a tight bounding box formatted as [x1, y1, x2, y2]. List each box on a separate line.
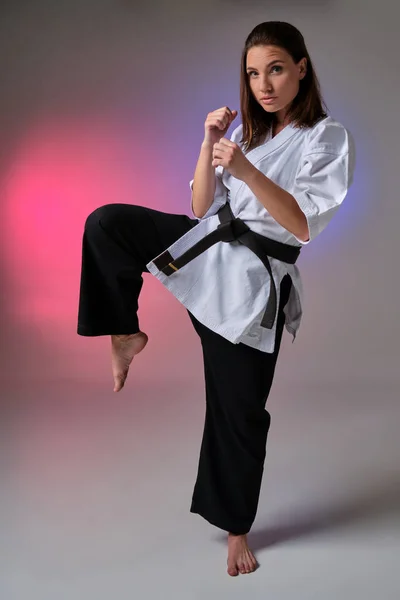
[191, 107, 238, 219]
[190, 142, 216, 219]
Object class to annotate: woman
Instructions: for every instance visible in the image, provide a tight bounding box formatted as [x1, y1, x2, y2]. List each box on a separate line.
[77, 21, 355, 576]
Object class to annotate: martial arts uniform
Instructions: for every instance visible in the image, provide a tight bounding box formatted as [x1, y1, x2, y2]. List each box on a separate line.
[77, 115, 355, 535]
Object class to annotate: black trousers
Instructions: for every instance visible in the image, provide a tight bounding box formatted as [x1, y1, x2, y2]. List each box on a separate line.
[77, 203, 292, 535]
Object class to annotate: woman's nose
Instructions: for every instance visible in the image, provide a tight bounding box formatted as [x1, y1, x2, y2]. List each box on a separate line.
[259, 77, 272, 93]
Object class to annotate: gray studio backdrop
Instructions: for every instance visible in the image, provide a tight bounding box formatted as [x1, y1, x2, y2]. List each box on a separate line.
[1, 1, 399, 598]
[0, 0, 398, 389]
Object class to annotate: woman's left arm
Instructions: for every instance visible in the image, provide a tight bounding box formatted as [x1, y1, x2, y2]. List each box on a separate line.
[212, 138, 310, 241]
[212, 126, 354, 245]
[241, 166, 310, 242]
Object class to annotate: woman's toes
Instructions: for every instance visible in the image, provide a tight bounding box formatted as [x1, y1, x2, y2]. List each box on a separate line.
[227, 564, 239, 576]
[244, 555, 256, 572]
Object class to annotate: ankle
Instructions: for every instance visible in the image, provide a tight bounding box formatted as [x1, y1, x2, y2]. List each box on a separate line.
[113, 332, 140, 339]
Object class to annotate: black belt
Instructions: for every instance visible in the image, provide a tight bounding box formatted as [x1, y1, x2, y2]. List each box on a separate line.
[152, 203, 301, 329]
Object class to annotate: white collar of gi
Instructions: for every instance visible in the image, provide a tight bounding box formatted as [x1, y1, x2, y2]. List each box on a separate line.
[244, 122, 300, 162]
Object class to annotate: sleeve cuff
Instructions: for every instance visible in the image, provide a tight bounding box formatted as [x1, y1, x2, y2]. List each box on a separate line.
[189, 172, 228, 220]
[291, 193, 321, 245]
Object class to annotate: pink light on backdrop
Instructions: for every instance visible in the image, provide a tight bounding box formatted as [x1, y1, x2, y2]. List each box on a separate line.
[2, 110, 362, 379]
[2, 116, 171, 332]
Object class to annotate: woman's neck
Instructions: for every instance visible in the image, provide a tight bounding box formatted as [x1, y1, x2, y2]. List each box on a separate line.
[272, 118, 288, 138]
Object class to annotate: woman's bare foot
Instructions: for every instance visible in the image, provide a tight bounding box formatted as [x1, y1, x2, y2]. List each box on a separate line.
[111, 332, 148, 392]
[227, 533, 258, 576]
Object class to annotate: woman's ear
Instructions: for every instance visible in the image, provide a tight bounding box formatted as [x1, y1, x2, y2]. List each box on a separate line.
[299, 57, 307, 79]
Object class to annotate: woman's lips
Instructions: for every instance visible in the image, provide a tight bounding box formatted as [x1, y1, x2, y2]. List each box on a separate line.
[261, 97, 277, 104]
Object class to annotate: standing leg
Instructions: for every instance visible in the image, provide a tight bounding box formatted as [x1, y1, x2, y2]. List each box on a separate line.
[188, 274, 292, 575]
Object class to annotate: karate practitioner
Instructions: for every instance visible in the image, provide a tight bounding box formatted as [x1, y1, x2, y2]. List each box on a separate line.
[77, 21, 355, 576]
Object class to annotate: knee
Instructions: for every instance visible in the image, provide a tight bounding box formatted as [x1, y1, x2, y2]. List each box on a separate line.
[83, 203, 147, 242]
[84, 204, 116, 232]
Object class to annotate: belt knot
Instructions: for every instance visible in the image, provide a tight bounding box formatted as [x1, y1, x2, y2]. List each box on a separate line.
[216, 218, 250, 243]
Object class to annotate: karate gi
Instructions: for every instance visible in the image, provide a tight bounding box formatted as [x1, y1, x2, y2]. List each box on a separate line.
[146, 115, 355, 352]
[77, 114, 355, 535]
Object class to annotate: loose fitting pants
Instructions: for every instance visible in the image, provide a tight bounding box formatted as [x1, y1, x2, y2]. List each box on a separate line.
[77, 203, 292, 535]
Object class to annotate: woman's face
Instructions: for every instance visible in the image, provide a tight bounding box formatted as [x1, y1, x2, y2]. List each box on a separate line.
[246, 44, 307, 122]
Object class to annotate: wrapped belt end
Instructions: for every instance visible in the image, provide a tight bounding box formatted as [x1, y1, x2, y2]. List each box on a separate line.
[152, 250, 179, 275]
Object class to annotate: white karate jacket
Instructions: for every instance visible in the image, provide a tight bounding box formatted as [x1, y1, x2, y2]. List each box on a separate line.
[146, 115, 355, 353]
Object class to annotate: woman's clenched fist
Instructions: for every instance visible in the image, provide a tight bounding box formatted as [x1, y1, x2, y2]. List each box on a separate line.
[203, 106, 238, 146]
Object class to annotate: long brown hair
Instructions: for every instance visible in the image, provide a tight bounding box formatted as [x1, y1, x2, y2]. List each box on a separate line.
[240, 21, 328, 152]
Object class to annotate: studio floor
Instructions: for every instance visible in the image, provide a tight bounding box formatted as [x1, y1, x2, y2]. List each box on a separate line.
[1, 372, 399, 599]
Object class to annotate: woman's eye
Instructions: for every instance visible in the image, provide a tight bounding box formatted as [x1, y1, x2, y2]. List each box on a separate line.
[248, 66, 282, 77]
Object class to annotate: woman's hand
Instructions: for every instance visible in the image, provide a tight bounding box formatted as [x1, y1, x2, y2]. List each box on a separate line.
[212, 138, 254, 181]
[203, 106, 238, 146]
